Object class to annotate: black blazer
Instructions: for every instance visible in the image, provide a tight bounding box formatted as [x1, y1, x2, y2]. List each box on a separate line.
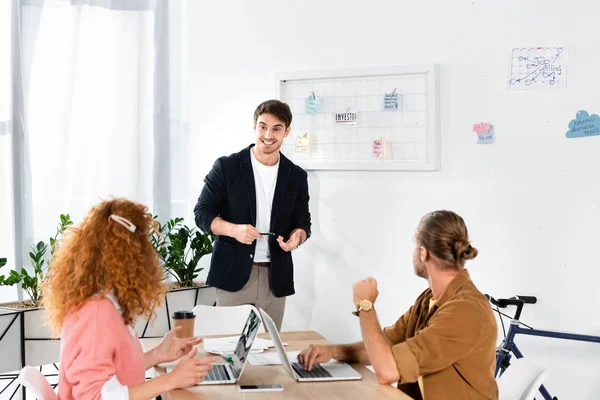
[194, 145, 311, 297]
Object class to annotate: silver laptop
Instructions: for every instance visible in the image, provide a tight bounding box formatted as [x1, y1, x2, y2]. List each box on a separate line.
[168, 307, 262, 385]
[259, 308, 361, 382]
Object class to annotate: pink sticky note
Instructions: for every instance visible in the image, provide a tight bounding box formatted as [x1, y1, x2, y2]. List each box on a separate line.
[373, 139, 386, 159]
[473, 123, 492, 135]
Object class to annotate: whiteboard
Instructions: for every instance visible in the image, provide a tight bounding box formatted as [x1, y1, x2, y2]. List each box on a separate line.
[278, 64, 440, 171]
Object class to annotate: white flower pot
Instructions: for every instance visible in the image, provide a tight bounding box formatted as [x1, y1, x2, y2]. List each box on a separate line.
[0, 308, 23, 374]
[0, 306, 60, 372]
[0, 306, 59, 400]
[22, 308, 60, 367]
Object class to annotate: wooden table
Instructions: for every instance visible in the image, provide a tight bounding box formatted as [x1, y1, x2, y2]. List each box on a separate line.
[141, 331, 412, 400]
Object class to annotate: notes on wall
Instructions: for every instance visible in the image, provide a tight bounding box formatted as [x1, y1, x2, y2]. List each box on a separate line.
[295, 132, 310, 152]
[373, 139, 386, 159]
[306, 96, 320, 114]
[335, 111, 358, 125]
[508, 46, 567, 90]
[473, 122, 494, 144]
[383, 92, 400, 110]
[566, 110, 600, 139]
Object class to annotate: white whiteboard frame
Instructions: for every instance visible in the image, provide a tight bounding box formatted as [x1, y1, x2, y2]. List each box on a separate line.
[277, 64, 440, 171]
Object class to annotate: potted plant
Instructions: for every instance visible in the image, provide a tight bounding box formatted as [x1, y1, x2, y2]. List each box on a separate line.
[0, 215, 73, 375]
[0, 257, 24, 381]
[135, 217, 217, 338]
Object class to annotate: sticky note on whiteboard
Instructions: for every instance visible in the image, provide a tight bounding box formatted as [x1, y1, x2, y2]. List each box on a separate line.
[373, 139, 386, 158]
[296, 132, 310, 152]
[306, 97, 320, 114]
[384, 93, 400, 110]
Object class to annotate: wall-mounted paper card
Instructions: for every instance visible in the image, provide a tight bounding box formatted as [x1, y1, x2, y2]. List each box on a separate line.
[306, 97, 321, 114]
[373, 139, 386, 158]
[566, 110, 600, 138]
[472, 123, 492, 135]
[335, 111, 358, 125]
[477, 128, 494, 144]
[384, 93, 400, 110]
[508, 47, 567, 90]
[296, 132, 310, 152]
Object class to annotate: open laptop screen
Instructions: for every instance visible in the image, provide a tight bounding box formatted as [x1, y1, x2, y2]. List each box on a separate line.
[231, 308, 262, 377]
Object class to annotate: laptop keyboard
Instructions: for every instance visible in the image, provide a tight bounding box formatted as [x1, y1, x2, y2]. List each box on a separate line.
[292, 362, 333, 379]
[205, 364, 231, 382]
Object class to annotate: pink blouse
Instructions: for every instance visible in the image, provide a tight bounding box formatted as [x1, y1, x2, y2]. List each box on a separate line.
[58, 294, 145, 399]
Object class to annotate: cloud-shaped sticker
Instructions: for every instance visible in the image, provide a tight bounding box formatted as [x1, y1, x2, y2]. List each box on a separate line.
[566, 110, 600, 138]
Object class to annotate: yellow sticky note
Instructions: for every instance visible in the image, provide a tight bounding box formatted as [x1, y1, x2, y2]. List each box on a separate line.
[296, 133, 310, 152]
[373, 139, 386, 159]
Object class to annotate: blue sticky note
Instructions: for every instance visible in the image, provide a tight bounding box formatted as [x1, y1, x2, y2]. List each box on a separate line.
[384, 93, 400, 110]
[306, 97, 320, 114]
[477, 128, 494, 144]
[566, 110, 600, 138]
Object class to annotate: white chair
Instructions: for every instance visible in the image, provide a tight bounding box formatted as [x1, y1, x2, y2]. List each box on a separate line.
[191, 304, 265, 336]
[497, 357, 549, 400]
[16, 366, 57, 400]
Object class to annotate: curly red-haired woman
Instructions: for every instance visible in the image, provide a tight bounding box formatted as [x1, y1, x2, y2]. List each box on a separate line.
[42, 198, 214, 400]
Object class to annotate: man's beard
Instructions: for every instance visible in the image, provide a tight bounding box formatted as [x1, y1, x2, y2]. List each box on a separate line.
[414, 261, 428, 279]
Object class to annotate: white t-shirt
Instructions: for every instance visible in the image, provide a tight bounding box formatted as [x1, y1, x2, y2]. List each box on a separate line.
[250, 148, 279, 262]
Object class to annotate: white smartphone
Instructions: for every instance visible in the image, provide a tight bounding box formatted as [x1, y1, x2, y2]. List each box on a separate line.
[238, 384, 284, 392]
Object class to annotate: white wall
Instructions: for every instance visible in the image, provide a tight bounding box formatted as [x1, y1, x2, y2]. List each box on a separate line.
[187, 1, 600, 397]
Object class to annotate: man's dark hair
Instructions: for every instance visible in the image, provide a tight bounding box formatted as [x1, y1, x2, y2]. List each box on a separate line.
[253, 100, 293, 129]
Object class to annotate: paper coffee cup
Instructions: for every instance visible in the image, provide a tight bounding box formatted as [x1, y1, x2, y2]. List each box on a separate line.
[171, 310, 195, 338]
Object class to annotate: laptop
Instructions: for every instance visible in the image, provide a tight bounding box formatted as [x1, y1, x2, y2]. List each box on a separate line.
[168, 307, 262, 385]
[258, 308, 362, 382]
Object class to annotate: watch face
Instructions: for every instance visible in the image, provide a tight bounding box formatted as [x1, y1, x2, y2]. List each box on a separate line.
[360, 300, 373, 311]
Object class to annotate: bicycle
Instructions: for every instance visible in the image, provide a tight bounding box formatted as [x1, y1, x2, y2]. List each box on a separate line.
[486, 294, 600, 400]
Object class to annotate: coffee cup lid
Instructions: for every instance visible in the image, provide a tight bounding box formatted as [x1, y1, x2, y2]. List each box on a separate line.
[172, 310, 195, 319]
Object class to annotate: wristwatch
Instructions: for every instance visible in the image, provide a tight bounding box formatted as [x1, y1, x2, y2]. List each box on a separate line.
[352, 299, 374, 317]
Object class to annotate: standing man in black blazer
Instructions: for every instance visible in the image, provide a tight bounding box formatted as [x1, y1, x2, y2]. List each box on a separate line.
[194, 100, 311, 330]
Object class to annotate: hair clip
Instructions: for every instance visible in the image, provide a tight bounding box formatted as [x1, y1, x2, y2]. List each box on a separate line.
[110, 215, 137, 233]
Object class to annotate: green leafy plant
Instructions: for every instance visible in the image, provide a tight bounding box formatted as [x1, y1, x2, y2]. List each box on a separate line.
[0, 214, 73, 306]
[0, 257, 21, 286]
[151, 216, 214, 288]
[20, 241, 48, 304]
[150, 216, 184, 267]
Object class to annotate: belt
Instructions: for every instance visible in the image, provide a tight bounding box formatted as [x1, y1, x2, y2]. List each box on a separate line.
[253, 262, 271, 267]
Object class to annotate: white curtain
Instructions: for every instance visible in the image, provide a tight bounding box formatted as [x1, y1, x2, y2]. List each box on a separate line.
[1, 0, 189, 303]
[27, 0, 156, 234]
[0, 0, 17, 303]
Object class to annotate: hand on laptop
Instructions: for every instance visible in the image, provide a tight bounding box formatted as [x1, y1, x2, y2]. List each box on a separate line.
[167, 347, 216, 389]
[298, 344, 334, 371]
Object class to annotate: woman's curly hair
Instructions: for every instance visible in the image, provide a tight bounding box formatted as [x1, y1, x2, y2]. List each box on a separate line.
[42, 198, 165, 337]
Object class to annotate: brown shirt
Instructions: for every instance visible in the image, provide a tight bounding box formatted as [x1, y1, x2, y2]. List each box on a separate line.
[383, 270, 498, 400]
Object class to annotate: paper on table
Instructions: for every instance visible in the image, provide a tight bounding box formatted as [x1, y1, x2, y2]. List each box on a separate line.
[203, 336, 287, 355]
[249, 350, 301, 366]
[249, 350, 344, 366]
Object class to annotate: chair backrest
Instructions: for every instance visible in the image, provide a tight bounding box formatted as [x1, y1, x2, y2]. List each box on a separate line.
[497, 357, 549, 400]
[17, 366, 57, 400]
[191, 304, 265, 336]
